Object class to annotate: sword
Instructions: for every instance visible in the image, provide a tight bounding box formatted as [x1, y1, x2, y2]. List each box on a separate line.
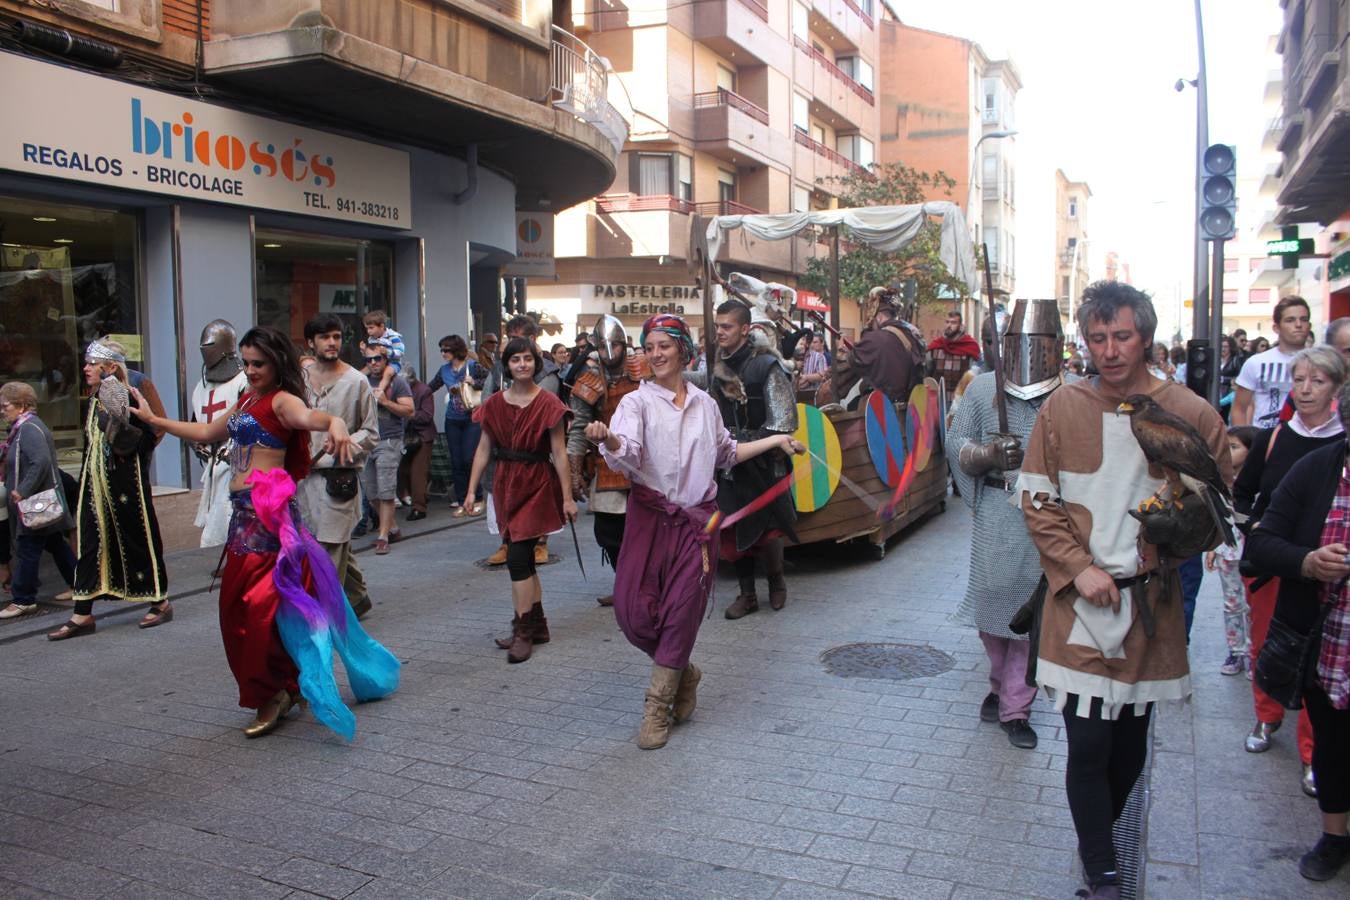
[803, 447, 880, 511]
[981, 241, 1010, 435]
[568, 519, 587, 580]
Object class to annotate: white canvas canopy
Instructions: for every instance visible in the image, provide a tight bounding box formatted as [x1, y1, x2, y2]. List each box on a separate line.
[703, 201, 980, 294]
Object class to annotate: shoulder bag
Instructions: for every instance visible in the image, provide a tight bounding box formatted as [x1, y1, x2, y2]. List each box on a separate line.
[14, 424, 67, 529]
[1254, 600, 1333, 709]
[457, 379, 483, 411]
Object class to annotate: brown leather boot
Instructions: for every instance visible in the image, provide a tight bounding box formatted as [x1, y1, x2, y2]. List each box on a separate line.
[596, 594, 615, 607]
[486, 543, 508, 566]
[506, 625, 532, 663]
[495, 602, 549, 650]
[672, 663, 701, 724]
[637, 665, 681, 749]
[764, 540, 787, 611]
[724, 593, 759, 620]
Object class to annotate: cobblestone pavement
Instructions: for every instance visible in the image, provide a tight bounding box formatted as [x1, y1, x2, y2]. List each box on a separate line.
[0, 497, 1343, 898]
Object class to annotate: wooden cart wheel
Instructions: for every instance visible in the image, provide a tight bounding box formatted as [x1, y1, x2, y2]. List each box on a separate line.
[869, 541, 886, 562]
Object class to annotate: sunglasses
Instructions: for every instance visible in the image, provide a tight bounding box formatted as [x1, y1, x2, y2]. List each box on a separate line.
[364, 355, 387, 363]
[439, 347, 454, 353]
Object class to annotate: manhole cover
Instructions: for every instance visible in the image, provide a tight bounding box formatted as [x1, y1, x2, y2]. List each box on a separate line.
[820, 643, 956, 681]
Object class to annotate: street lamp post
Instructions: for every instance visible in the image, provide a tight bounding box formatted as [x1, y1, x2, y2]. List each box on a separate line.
[965, 128, 1018, 329]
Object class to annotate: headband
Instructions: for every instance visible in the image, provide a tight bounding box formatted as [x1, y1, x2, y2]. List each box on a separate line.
[641, 314, 696, 359]
[86, 339, 126, 364]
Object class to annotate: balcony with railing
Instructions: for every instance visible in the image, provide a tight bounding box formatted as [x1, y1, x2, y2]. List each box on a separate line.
[1293, 29, 1341, 107]
[592, 194, 692, 259]
[692, 89, 789, 167]
[793, 37, 874, 106]
[551, 27, 630, 157]
[809, 0, 872, 48]
[794, 128, 869, 178]
[203, 3, 624, 211]
[694, 199, 763, 217]
[692, 0, 790, 70]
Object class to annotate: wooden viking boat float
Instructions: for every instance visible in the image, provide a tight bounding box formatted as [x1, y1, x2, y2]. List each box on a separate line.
[691, 203, 977, 558]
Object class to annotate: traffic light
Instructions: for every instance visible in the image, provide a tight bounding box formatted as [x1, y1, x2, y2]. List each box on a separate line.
[1185, 338, 1212, 398]
[1199, 143, 1237, 241]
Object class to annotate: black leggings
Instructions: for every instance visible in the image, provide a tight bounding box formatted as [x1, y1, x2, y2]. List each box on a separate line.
[1305, 684, 1350, 815]
[1061, 693, 1154, 884]
[505, 537, 539, 583]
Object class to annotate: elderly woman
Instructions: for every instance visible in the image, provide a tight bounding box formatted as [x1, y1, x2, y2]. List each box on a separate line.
[48, 339, 170, 640]
[1245, 380, 1350, 881]
[1236, 345, 1346, 794]
[1, 382, 76, 619]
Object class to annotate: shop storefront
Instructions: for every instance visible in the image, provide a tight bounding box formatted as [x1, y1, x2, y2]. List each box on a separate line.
[0, 50, 518, 487]
[528, 281, 709, 346]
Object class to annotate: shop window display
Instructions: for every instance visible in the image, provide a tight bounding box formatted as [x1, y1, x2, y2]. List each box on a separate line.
[0, 197, 141, 466]
[255, 231, 394, 367]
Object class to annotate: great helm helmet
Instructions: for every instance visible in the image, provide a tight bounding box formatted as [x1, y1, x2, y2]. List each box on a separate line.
[1001, 299, 1064, 400]
[591, 314, 628, 367]
[199, 319, 243, 383]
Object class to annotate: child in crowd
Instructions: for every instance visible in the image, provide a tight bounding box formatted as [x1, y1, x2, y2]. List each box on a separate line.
[363, 311, 405, 397]
[1206, 424, 1258, 677]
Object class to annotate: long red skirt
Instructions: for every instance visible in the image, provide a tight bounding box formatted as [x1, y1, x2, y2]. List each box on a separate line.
[219, 549, 299, 710]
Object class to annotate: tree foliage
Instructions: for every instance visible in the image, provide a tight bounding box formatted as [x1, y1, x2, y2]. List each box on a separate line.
[800, 163, 974, 314]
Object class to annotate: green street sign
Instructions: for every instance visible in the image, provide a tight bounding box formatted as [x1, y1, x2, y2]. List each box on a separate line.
[1266, 238, 1314, 256]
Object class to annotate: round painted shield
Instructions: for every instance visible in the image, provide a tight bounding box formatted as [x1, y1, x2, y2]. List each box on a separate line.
[865, 390, 908, 486]
[907, 380, 939, 472]
[790, 403, 842, 513]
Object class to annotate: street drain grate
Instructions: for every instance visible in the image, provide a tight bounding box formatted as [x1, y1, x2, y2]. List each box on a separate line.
[1111, 720, 1153, 899]
[820, 643, 956, 681]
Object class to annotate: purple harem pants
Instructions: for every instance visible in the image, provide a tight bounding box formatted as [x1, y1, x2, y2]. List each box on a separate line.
[613, 484, 718, 669]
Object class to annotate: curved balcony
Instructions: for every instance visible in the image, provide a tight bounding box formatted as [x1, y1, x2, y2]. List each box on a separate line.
[203, 3, 626, 211]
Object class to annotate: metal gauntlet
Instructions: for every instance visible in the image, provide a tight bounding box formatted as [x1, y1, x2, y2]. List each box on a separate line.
[957, 435, 1023, 475]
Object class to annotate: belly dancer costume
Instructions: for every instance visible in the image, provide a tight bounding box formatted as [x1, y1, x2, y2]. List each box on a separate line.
[222, 390, 400, 739]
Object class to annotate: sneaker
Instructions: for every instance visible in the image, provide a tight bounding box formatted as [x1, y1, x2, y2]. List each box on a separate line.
[1000, 718, 1038, 749]
[1299, 834, 1350, 881]
[1220, 652, 1244, 676]
[0, 603, 40, 620]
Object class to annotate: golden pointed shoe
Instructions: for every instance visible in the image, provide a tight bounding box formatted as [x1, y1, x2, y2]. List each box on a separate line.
[243, 689, 296, 739]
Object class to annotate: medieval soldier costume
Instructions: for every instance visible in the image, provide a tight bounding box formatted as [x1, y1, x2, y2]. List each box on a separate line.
[947, 299, 1065, 749]
[846, 287, 927, 405]
[191, 320, 248, 548]
[711, 303, 798, 618]
[567, 315, 648, 607]
[927, 312, 981, 400]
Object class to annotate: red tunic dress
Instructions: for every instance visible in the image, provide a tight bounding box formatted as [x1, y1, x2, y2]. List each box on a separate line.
[477, 389, 571, 541]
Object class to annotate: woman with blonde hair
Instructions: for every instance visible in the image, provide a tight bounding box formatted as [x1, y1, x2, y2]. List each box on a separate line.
[48, 339, 169, 640]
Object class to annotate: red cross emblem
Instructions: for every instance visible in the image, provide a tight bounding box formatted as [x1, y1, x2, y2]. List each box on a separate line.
[201, 389, 228, 422]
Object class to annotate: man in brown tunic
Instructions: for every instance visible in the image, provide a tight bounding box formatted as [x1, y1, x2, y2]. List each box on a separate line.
[1016, 281, 1231, 900]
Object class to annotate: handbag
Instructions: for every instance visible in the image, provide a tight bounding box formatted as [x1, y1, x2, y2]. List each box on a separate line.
[457, 379, 483, 411]
[403, 431, 424, 452]
[311, 449, 360, 501]
[1254, 603, 1333, 709]
[13, 424, 66, 529]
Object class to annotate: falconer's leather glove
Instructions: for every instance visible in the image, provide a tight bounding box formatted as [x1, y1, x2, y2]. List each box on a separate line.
[1129, 491, 1221, 559]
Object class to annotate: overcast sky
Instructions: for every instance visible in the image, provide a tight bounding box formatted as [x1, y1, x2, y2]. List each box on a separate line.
[895, 0, 1281, 323]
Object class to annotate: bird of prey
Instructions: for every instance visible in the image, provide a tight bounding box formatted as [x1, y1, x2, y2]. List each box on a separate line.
[1116, 393, 1237, 548]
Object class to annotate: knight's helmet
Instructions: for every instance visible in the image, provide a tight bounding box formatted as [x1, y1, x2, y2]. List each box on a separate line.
[1001, 299, 1064, 400]
[199, 319, 243, 383]
[591, 314, 628, 368]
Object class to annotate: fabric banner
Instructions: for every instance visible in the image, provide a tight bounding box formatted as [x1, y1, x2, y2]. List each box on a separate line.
[703, 203, 979, 294]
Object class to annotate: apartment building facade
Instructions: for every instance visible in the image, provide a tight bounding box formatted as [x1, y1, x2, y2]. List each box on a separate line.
[1053, 170, 1091, 329]
[875, 21, 1019, 333]
[0, 0, 625, 487]
[1272, 0, 1350, 323]
[532, 0, 881, 340]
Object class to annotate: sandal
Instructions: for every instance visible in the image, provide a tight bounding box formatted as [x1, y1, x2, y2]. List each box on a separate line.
[48, 618, 96, 641]
[138, 602, 173, 629]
